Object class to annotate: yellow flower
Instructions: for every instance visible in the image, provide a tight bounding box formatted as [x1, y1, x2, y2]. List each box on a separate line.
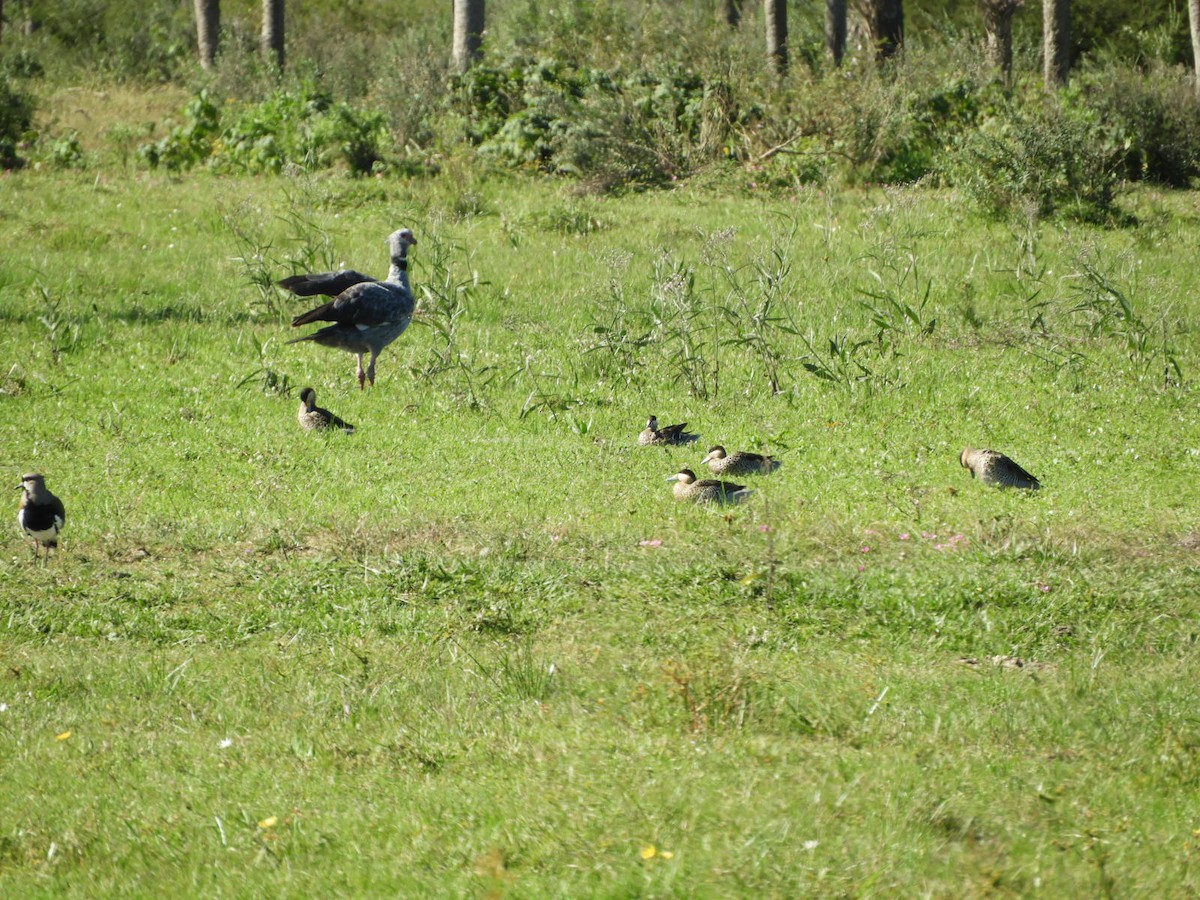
[640, 845, 657, 859]
[56, 731, 72, 741]
[258, 816, 278, 829]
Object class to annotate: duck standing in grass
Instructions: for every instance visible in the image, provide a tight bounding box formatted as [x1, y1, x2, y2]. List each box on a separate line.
[638, 415, 699, 446]
[297, 387, 355, 433]
[283, 228, 417, 390]
[960, 446, 1041, 490]
[700, 445, 780, 477]
[667, 468, 752, 505]
[17, 473, 66, 559]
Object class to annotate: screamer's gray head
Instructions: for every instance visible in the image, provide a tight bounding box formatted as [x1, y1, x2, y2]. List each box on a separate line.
[387, 229, 417, 254]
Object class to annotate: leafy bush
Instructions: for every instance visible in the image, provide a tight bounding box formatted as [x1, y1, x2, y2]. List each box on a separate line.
[137, 90, 222, 171]
[29, 0, 191, 81]
[2, 49, 45, 80]
[138, 84, 390, 175]
[453, 58, 735, 190]
[945, 98, 1125, 223]
[867, 76, 985, 184]
[1078, 65, 1200, 188]
[0, 75, 36, 169]
[44, 132, 86, 169]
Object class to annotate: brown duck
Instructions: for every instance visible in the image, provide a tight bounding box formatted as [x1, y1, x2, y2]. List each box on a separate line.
[298, 387, 355, 433]
[960, 446, 1040, 490]
[700, 445, 780, 477]
[638, 415, 699, 446]
[667, 468, 751, 505]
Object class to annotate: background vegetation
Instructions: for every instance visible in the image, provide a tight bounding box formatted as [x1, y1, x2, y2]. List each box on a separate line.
[3, 0, 1200, 207]
[2, 0, 1200, 895]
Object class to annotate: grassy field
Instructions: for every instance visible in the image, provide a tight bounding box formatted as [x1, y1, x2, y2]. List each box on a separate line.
[2, 167, 1199, 896]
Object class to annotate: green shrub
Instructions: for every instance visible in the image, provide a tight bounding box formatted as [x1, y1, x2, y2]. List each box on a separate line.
[29, 0, 191, 81]
[138, 84, 390, 175]
[137, 89, 222, 171]
[945, 98, 1125, 223]
[453, 57, 734, 189]
[44, 131, 86, 169]
[1, 48, 45, 80]
[1079, 65, 1200, 188]
[0, 75, 36, 169]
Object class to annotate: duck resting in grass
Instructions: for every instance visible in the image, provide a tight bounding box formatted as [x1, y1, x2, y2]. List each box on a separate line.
[667, 468, 751, 505]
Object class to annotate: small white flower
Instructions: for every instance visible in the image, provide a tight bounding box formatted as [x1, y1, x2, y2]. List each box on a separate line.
[0, 702, 8, 712]
[803, 840, 819, 851]
[219, 738, 233, 749]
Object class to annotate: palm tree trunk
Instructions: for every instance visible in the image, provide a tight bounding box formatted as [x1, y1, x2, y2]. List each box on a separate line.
[262, 0, 284, 70]
[194, 0, 220, 69]
[871, 0, 904, 63]
[826, 0, 847, 66]
[981, 0, 1022, 87]
[1189, 0, 1200, 97]
[452, 0, 486, 74]
[765, 0, 788, 76]
[1043, 0, 1070, 88]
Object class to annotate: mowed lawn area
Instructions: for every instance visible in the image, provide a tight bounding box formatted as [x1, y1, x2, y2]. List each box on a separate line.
[2, 170, 1199, 895]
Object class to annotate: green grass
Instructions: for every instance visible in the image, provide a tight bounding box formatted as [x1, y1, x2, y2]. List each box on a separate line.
[2, 169, 1200, 895]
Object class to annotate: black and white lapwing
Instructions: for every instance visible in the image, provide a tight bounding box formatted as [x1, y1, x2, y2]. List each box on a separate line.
[17, 473, 66, 559]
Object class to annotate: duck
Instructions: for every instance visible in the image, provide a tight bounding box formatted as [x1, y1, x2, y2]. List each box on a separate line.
[700, 445, 780, 476]
[638, 415, 699, 446]
[667, 468, 751, 505]
[297, 387, 355, 433]
[960, 446, 1040, 490]
[284, 228, 417, 390]
[17, 473, 66, 559]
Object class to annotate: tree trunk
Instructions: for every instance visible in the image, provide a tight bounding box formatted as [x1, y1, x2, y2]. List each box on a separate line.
[1189, 0, 1200, 97]
[870, 0, 904, 63]
[765, 0, 788, 76]
[825, 0, 847, 66]
[981, 0, 1022, 86]
[719, 0, 743, 28]
[0, 0, 5, 44]
[194, 0, 220, 69]
[452, 0, 485, 74]
[262, 0, 284, 70]
[1043, 0, 1070, 88]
